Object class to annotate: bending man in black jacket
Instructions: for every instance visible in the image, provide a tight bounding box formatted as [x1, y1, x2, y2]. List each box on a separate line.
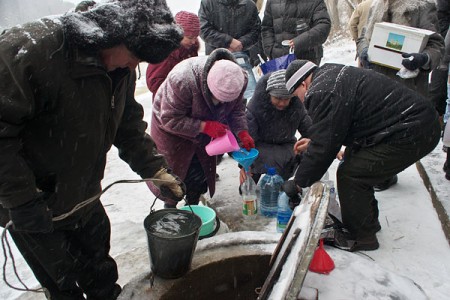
[283, 60, 441, 252]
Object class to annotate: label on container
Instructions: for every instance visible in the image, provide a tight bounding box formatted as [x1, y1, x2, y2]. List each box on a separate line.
[277, 212, 292, 233]
[243, 199, 257, 216]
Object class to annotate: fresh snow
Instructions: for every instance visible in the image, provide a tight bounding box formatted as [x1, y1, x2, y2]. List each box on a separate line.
[1, 2, 449, 300]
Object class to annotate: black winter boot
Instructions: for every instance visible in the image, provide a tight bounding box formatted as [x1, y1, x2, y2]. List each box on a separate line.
[374, 175, 398, 192]
[350, 235, 379, 252]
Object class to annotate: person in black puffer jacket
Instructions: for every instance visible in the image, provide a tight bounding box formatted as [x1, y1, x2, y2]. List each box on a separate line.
[261, 0, 331, 64]
[199, 0, 261, 56]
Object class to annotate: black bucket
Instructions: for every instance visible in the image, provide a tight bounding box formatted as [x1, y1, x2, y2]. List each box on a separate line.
[143, 209, 202, 279]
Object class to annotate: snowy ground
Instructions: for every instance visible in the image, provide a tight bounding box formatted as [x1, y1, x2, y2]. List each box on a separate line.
[0, 28, 449, 300]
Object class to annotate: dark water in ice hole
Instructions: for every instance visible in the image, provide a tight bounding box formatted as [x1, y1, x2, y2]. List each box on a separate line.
[160, 254, 271, 300]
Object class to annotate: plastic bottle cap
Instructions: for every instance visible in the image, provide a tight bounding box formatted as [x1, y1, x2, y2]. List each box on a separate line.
[267, 167, 276, 176]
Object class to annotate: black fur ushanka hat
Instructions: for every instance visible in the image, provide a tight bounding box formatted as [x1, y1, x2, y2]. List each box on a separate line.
[61, 0, 183, 64]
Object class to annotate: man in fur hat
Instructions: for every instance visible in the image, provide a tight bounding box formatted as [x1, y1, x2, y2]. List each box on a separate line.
[0, 0, 185, 298]
[282, 60, 441, 251]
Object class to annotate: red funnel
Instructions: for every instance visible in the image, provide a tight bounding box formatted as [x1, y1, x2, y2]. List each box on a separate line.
[309, 239, 335, 274]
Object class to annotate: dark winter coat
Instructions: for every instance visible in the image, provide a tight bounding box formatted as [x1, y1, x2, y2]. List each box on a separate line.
[0, 18, 166, 227]
[357, 0, 444, 97]
[199, 0, 261, 55]
[295, 64, 439, 187]
[151, 49, 248, 197]
[146, 40, 200, 97]
[246, 73, 312, 179]
[437, 0, 450, 66]
[261, 0, 331, 62]
[437, 0, 450, 37]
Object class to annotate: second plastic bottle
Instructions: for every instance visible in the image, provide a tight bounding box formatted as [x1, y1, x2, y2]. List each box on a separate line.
[258, 167, 284, 217]
[276, 191, 293, 233]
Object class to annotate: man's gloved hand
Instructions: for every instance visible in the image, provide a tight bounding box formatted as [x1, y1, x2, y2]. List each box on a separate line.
[401, 52, 429, 70]
[238, 130, 255, 150]
[9, 194, 53, 233]
[151, 168, 186, 202]
[359, 48, 372, 69]
[282, 180, 302, 210]
[202, 121, 228, 138]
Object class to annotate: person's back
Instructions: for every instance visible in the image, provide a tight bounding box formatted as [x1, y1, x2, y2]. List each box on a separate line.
[348, 0, 373, 43]
[198, 0, 261, 56]
[261, 0, 331, 64]
[348, 0, 373, 67]
[311, 64, 437, 143]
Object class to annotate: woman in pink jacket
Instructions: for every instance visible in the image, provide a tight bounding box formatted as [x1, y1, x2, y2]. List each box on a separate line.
[151, 49, 255, 208]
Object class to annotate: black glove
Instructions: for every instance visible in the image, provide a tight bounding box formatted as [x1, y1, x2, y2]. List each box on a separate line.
[9, 194, 53, 233]
[359, 48, 372, 69]
[282, 180, 302, 210]
[150, 168, 186, 202]
[401, 52, 429, 70]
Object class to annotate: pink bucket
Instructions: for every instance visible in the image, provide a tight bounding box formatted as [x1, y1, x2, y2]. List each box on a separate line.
[205, 130, 240, 156]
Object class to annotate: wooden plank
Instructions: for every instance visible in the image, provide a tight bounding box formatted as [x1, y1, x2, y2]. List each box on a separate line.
[257, 228, 301, 300]
[269, 215, 296, 267]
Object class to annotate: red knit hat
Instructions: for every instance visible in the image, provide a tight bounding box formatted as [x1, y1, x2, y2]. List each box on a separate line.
[175, 11, 200, 37]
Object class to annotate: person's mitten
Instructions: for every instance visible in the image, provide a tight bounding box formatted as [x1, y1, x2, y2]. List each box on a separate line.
[282, 180, 302, 210]
[237, 130, 255, 150]
[151, 168, 186, 202]
[359, 48, 372, 69]
[401, 52, 429, 70]
[9, 194, 53, 233]
[202, 121, 228, 138]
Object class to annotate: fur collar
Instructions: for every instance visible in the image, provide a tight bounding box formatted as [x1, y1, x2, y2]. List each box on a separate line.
[363, 0, 436, 40]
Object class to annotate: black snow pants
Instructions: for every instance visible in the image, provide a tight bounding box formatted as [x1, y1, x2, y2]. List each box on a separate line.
[184, 154, 208, 205]
[429, 67, 448, 116]
[336, 122, 441, 240]
[8, 201, 119, 300]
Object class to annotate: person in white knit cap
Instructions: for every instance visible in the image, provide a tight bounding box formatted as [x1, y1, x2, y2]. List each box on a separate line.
[282, 59, 440, 252]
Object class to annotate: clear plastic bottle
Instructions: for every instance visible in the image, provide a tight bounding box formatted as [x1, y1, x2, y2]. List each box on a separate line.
[258, 167, 284, 217]
[325, 180, 342, 221]
[241, 172, 258, 218]
[276, 191, 293, 233]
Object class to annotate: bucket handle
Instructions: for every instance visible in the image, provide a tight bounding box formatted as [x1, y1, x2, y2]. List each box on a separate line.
[198, 216, 221, 240]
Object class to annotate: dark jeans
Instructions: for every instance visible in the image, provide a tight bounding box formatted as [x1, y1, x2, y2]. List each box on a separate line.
[9, 202, 119, 300]
[337, 124, 440, 239]
[429, 67, 448, 116]
[184, 154, 208, 205]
